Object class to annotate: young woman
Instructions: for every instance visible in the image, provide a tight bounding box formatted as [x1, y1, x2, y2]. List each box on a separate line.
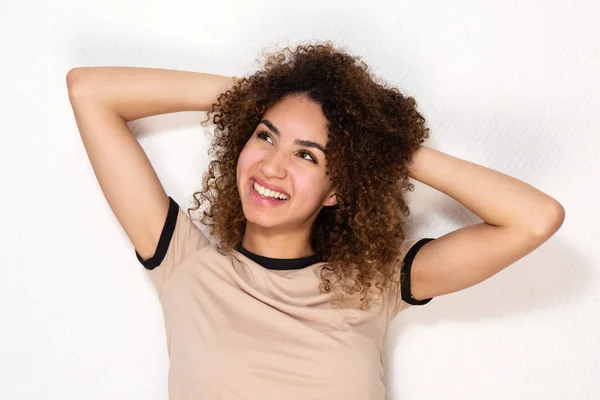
[66, 42, 564, 399]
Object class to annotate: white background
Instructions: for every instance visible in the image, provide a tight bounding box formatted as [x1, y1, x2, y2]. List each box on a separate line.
[1, 1, 598, 399]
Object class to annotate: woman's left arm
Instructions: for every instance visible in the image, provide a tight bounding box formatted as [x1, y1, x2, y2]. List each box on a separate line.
[405, 145, 565, 301]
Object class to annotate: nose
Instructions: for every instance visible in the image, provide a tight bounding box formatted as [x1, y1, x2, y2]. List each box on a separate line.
[259, 149, 287, 179]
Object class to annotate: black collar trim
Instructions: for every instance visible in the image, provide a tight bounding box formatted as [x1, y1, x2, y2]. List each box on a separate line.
[235, 243, 320, 270]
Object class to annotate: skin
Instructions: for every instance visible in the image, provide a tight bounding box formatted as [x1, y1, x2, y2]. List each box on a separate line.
[236, 93, 337, 259]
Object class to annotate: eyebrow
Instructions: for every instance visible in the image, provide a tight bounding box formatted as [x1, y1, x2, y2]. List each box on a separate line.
[259, 119, 326, 154]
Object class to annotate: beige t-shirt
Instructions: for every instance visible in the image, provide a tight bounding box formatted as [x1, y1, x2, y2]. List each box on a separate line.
[135, 196, 434, 400]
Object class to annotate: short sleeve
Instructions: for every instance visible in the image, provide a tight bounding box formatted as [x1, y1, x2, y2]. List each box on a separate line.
[389, 237, 436, 318]
[134, 196, 209, 293]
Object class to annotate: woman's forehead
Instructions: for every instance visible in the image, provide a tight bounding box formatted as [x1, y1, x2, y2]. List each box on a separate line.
[261, 95, 329, 144]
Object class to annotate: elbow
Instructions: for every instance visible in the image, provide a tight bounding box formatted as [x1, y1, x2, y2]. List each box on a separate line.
[531, 200, 566, 238]
[66, 67, 81, 89]
[66, 67, 90, 99]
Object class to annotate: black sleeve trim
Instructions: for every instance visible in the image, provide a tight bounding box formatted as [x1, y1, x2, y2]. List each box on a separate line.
[401, 238, 436, 305]
[135, 196, 180, 270]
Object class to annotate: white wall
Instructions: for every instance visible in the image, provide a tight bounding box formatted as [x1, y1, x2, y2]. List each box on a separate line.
[1, 1, 598, 399]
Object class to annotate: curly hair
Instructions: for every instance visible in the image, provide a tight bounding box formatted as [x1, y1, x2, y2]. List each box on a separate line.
[188, 41, 430, 310]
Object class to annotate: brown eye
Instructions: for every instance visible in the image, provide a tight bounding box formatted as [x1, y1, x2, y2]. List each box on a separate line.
[257, 131, 274, 144]
[298, 150, 317, 164]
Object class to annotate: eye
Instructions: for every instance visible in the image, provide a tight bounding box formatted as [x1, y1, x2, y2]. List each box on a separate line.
[297, 150, 317, 164]
[257, 130, 274, 145]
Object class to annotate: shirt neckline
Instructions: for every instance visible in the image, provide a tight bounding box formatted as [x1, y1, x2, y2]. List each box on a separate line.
[234, 243, 321, 271]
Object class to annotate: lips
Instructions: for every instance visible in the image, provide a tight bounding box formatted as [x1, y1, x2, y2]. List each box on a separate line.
[251, 177, 290, 198]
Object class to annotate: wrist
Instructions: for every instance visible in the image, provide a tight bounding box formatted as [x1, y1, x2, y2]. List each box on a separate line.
[407, 145, 427, 178]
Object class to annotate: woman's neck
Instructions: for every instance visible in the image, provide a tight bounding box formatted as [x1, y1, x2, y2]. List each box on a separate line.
[241, 222, 315, 259]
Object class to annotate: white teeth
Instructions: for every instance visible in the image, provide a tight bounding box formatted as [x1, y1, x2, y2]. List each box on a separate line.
[253, 181, 289, 200]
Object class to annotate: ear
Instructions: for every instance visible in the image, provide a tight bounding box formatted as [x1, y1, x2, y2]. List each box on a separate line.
[322, 191, 337, 207]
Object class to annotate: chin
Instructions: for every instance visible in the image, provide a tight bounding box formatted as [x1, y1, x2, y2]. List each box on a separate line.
[244, 214, 284, 231]
[243, 204, 302, 232]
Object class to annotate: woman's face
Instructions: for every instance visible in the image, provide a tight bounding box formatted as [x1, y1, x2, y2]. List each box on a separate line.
[236, 93, 337, 232]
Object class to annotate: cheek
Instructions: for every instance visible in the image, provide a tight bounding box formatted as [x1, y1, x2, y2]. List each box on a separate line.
[293, 172, 330, 203]
[237, 145, 261, 178]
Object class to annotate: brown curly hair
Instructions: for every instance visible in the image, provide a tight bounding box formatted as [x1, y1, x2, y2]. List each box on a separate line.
[189, 41, 430, 309]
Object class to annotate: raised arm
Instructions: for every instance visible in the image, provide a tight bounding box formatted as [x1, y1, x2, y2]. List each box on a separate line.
[66, 67, 235, 261]
[403, 145, 564, 302]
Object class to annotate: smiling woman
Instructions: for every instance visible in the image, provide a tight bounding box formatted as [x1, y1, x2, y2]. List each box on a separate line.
[235, 94, 338, 258]
[194, 43, 430, 306]
[66, 40, 560, 400]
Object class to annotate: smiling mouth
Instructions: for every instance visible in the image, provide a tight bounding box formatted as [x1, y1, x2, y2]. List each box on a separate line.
[251, 179, 290, 201]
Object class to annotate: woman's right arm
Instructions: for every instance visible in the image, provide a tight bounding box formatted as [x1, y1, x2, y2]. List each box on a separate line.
[66, 67, 235, 261]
